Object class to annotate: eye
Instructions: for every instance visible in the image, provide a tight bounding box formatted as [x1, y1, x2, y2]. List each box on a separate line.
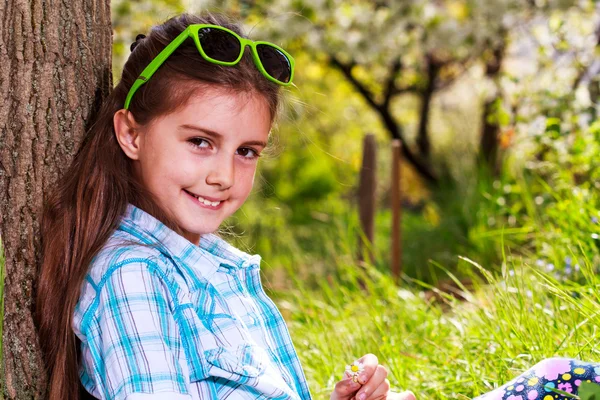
[188, 137, 211, 149]
[236, 147, 259, 159]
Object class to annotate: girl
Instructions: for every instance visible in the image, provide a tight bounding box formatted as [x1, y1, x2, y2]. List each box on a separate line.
[34, 12, 417, 400]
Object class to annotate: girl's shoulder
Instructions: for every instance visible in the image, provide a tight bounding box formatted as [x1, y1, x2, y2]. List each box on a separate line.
[86, 231, 167, 285]
[73, 233, 182, 335]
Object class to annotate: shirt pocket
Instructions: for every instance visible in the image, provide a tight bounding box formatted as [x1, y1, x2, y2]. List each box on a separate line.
[177, 305, 259, 382]
[176, 300, 300, 399]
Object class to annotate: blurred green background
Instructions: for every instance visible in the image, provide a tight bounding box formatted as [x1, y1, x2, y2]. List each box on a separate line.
[112, 0, 600, 287]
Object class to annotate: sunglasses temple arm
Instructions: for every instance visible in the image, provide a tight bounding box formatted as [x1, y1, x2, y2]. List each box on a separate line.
[123, 27, 192, 109]
[124, 79, 145, 109]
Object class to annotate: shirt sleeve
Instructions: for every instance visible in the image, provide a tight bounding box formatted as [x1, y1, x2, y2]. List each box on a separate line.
[83, 260, 192, 400]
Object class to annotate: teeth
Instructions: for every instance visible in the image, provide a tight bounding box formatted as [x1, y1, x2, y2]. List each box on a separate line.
[195, 194, 221, 207]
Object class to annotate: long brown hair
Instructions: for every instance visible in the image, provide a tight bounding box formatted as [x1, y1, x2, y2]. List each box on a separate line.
[35, 12, 281, 399]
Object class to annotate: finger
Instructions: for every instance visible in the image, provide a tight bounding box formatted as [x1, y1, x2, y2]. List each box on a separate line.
[331, 377, 362, 400]
[356, 353, 379, 384]
[355, 365, 388, 400]
[366, 378, 390, 400]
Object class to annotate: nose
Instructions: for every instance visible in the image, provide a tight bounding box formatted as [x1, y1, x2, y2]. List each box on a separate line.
[206, 153, 234, 190]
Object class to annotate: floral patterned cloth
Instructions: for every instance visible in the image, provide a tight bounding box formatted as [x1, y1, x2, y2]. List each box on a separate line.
[474, 358, 600, 400]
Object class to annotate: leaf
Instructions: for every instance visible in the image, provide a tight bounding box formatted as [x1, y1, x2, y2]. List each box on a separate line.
[546, 386, 579, 399]
[578, 382, 600, 400]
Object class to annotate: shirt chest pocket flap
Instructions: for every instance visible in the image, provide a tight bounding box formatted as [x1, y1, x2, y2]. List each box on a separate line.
[177, 305, 268, 382]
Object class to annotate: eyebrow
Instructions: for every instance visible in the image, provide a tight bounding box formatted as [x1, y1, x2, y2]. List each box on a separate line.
[179, 124, 268, 148]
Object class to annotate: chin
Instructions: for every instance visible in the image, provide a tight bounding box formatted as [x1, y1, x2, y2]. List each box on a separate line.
[188, 225, 219, 236]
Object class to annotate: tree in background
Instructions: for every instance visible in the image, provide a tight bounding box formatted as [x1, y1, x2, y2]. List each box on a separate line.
[107, 0, 600, 278]
[0, 0, 112, 397]
[110, 1, 599, 195]
[203, 0, 581, 181]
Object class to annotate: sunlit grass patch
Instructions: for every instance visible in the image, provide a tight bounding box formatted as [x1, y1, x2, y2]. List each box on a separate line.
[278, 254, 600, 399]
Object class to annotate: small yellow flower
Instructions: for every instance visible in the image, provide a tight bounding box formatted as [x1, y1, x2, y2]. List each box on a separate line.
[345, 360, 365, 382]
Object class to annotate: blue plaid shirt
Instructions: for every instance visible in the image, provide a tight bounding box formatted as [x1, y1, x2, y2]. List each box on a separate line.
[73, 204, 312, 400]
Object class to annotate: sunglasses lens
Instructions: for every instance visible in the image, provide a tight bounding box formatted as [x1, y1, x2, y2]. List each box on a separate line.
[256, 44, 292, 83]
[198, 27, 241, 62]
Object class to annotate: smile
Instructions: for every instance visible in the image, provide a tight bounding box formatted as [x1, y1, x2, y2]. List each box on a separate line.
[184, 189, 225, 209]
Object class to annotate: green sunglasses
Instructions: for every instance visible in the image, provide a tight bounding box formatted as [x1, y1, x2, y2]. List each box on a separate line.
[124, 24, 296, 109]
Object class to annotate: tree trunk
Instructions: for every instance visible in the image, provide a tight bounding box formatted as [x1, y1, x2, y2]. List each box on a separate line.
[479, 97, 500, 173]
[479, 41, 505, 174]
[0, 0, 112, 397]
[328, 56, 439, 185]
[416, 56, 441, 160]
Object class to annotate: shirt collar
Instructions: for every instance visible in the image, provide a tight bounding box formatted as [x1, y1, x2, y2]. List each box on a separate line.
[118, 203, 261, 285]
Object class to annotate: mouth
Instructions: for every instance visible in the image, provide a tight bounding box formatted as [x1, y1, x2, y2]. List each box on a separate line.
[183, 189, 226, 209]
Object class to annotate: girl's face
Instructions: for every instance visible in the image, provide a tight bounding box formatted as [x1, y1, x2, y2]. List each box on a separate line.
[114, 89, 272, 244]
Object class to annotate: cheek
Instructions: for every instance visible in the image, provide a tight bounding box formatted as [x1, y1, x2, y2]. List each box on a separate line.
[141, 155, 195, 193]
[236, 165, 258, 195]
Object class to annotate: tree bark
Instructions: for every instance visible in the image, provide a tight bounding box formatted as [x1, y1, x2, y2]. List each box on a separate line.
[0, 0, 112, 397]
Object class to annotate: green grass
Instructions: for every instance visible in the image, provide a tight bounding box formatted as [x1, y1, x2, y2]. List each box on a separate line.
[275, 253, 600, 399]
[252, 168, 600, 399]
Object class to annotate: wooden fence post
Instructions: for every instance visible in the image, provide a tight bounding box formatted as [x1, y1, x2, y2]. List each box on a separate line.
[358, 134, 377, 263]
[391, 140, 403, 283]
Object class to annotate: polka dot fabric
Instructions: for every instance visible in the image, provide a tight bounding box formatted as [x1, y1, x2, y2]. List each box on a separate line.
[475, 358, 600, 400]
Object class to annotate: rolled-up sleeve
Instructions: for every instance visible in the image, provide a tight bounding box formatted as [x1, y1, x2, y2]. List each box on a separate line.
[81, 260, 192, 400]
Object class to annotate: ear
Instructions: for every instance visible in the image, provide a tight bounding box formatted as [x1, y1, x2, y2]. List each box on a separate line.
[114, 109, 142, 160]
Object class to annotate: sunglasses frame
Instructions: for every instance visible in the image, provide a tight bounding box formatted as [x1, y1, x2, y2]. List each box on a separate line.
[124, 24, 295, 109]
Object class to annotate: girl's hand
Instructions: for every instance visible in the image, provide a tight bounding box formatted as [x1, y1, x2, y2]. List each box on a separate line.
[330, 353, 416, 400]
